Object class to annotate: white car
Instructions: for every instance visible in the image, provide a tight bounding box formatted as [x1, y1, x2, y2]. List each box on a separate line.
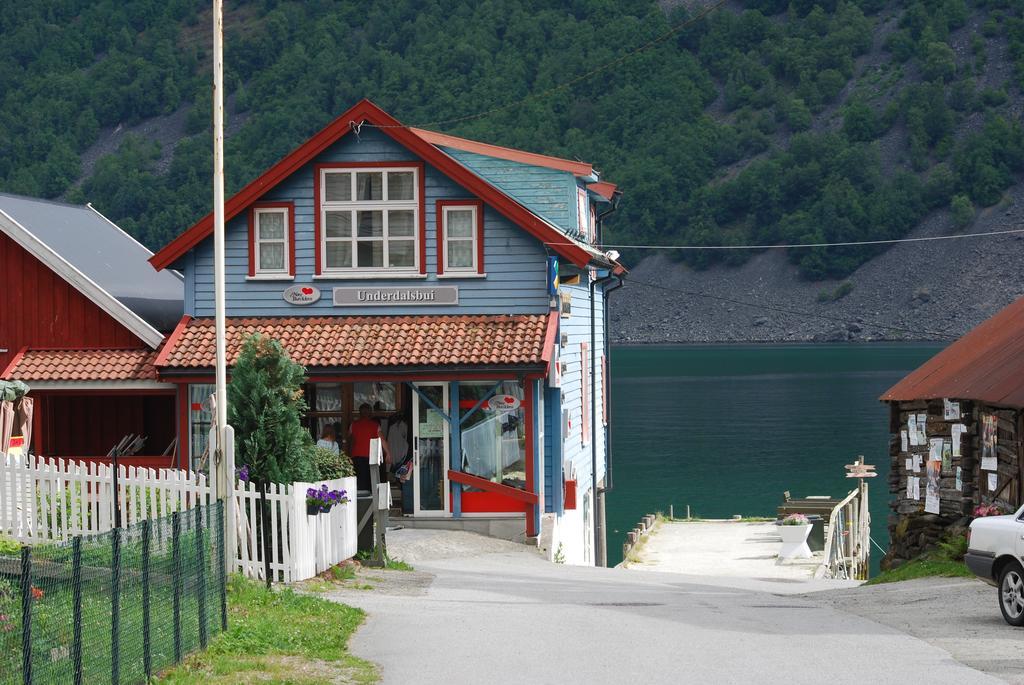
[967, 506, 1024, 626]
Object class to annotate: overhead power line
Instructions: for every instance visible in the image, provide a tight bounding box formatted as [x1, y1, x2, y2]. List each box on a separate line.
[546, 227, 1024, 252]
[621, 276, 955, 340]
[361, 0, 727, 129]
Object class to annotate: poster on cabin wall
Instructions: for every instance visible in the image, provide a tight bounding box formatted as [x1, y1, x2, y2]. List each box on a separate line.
[916, 414, 928, 445]
[989, 473, 998, 493]
[982, 414, 998, 470]
[956, 467, 963, 491]
[943, 399, 961, 420]
[942, 441, 952, 473]
[952, 423, 966, 457]
[901, 430, 909, 452]
[908, 416, 920, 446]
[929, 438, 943, 463]
[925, 459, 941, 514]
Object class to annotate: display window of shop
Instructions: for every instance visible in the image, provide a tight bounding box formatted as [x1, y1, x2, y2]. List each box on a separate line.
[303, 382, 403, 451]
[459, 381, 527, 490]
[353, 382, 398, 413]
[188, 383, 215, 472]
[305, 382, 346, 448]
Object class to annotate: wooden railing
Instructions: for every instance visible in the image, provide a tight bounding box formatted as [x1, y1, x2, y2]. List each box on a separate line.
[818, 485, 870, 580]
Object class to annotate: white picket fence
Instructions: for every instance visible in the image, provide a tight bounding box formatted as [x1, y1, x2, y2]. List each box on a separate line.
[0, 454, 357, 583]
[0, 454, 210, 542]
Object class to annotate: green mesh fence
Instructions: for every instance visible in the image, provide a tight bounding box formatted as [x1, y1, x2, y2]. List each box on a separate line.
[0, 501, 226, 685]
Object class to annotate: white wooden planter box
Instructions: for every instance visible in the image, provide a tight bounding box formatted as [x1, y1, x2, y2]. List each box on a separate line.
[290, 476, 358, 580]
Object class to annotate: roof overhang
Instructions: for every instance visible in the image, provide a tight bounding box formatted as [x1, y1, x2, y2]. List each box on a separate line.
[410, 127, 594, 177]
[155, 313, 555, 372]
[150, 99, 602, 272]
[0, 210, 164, 348]
[23, 380, 173, 392]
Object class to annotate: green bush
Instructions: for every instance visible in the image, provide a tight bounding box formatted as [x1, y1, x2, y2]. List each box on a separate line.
[0, 535, 19, 555]
[311, 447, 355, 480]
[228, 334, 317, 484]
[950, 193, 974, 228]
[817, 281, 855, 302]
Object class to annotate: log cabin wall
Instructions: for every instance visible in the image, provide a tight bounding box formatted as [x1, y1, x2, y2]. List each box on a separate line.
[885, 398, 1022, 570]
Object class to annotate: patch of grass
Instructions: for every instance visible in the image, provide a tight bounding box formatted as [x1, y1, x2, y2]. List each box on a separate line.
[331, 564, 357, 581]
[384, 557, 413, 572]
[817, 281, 854, 303]
[157, 575, 377, 684]
[867, 531, 971, 585]
[866, 558, 973, 585]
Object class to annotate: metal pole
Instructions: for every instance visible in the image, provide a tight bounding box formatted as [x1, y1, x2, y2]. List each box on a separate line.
[211, 0, 229, 509]
[112, 452, 121, 529]
[111, 528, 121, 685]
[172, 512, 182, 664]
[142, 520, 152, 680]
[20, 546, 32, 685]
[196, 505, 208, 648]
[217, 502, 228, 632]
[72, 537, 83, 685]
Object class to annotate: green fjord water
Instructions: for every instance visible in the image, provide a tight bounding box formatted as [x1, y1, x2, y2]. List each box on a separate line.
[606, 343, 942, 572]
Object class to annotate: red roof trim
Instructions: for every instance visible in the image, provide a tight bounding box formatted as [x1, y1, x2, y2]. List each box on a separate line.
[153, 315, 191, 368]
[410, 127, 594, 177]
[149, 99, 594, 271]
[588, 181, 619, 201]
[541, 311, 559, 363]
[0, 346, 29, 380]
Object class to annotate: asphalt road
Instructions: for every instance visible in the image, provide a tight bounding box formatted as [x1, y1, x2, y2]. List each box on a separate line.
[811, 577, 1024, 685]
[319, 530, 1003, 685]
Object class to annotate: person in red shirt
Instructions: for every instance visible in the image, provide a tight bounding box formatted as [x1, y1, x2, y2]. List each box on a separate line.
[350, 403, 389, 491]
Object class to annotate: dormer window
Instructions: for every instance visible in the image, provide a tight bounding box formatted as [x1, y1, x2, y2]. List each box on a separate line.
[248, 203, 294, 279]
[316, 164, 424, 276]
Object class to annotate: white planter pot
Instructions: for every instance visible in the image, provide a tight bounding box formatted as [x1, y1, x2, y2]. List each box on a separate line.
[777, 523, 813, 562]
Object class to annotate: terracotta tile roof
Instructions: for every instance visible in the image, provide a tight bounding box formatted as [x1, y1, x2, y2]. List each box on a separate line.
[882, 296, 1024, 406]
[156, 315, 554, 370]
[2, 348, 159, 381]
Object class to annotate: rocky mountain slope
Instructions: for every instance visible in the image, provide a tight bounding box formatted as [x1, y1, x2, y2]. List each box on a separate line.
[612, 180, 1024, 343]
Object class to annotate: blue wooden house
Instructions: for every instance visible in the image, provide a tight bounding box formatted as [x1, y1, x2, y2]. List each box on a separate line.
[149, 100, 624, 565]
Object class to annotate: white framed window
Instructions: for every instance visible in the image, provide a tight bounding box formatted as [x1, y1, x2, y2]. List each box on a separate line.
[440, 203, 480, 274]
[253, 207, 290, 275]
[319, 166, 420, 275]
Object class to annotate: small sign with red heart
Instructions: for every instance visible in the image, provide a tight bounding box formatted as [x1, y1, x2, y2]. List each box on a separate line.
[282, 285, 321, 306]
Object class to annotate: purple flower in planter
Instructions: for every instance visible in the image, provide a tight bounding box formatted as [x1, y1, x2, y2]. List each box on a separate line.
[237, 465, 250, 483]
[306, 487, 318, 498]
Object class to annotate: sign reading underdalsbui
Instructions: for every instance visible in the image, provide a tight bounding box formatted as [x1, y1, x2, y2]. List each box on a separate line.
[333, 286, 458, 306]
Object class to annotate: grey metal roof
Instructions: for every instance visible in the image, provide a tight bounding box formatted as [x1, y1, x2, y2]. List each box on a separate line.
[0, 193, 183, 333]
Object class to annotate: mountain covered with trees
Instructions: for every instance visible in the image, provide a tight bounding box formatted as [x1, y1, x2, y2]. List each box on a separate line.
[1, 0, 1022, 284]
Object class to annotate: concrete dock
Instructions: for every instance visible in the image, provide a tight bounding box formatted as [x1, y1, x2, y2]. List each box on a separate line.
[622, 519, 855, 585]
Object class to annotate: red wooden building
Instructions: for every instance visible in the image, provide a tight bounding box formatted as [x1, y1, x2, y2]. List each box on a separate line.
[0, 193, 183, 468]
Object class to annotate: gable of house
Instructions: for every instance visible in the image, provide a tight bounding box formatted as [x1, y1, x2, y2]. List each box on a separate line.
[155, 100, 618, 318]
[0, 231, 149, 373]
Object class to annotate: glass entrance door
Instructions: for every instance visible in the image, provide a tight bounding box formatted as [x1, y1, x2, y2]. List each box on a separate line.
[412, 382, 449, 515]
